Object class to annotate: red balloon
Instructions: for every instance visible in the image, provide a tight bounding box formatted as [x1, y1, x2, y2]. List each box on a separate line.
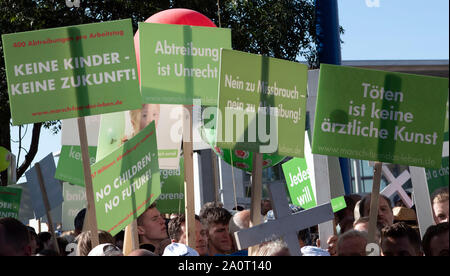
[134, 9, 217, 82]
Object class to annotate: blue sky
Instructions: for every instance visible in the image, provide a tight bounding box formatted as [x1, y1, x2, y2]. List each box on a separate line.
[338, 0, 449, 60]
[9, 0, 449, 182]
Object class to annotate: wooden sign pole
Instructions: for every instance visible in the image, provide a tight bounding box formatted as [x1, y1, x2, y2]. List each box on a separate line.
[368, 161, 383, 246]
[77, 117, 99, 248]
[183, 104, 196, 248]
[248, 152, 263, 256]
[211, 150, 220, 203]
[123, 220, 140, 255]
[34, 162, 60, 255]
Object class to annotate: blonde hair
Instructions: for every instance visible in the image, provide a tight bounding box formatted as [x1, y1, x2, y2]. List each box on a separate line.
[432, 187, 449, 204]
[129, 108, 142, 137]
[250, 238, 290, 256]
[129, 104, 160, 136]
[75, 230, 115, 256]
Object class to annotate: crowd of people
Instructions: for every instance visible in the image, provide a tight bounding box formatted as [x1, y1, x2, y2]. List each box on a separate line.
[0, 187, 448, 256]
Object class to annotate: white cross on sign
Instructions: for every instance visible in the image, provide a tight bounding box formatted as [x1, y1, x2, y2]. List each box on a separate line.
[380, 166, 413, 208]
[233, 181, 334, 256]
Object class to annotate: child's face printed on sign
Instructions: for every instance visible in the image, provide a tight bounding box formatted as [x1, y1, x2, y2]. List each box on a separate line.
[140, 104, 160, 130]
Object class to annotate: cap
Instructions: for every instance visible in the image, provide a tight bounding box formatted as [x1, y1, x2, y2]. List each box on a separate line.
[87, 243, 123, 256]
[162, 243, 199, 256]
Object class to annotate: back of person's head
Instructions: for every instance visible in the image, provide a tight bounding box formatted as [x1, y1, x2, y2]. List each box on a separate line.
[128, 248, 157, 256]
[37, 231, 52, 252]
[200, 206, 232, 228]
[168, 214, 201, 241]
[57, 236, 69, 256]
[27, 226, 39, 255]
[0, 217, 32, 256]
[74, 208, 86, 235]
[229, 209, 251, 234]
[335, 195, 358, 222]
[250, 238, 290, 256]
[76, 230, 115, 256]
[199, 201, 224, 218]
[380, 222, 422, 256]
[422, 222, 449, 256]
[337, 230, 368, 256]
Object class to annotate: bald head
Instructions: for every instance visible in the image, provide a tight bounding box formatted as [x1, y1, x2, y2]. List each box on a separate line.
[235, 210, 251, 229]
[127, 249, 157, 256]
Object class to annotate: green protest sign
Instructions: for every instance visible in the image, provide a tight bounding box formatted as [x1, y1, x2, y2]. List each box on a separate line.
[91, 121, 161, 236]
[55, 145, 97, 187]
[2, 19, 141, 125]
[139, 23, 232, 105]
[312, 64, 448, 168]
[331, 196, 346, 213]
[282, 157, 346, 213]
[156, 157, 185, 214]
[0, 186, 22, 219]
[215, 49, 308, 157]
[426, 132, 449, 195]
[282, 158, 316, 210]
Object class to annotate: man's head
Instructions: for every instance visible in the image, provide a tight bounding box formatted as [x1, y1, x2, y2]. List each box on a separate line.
[359, 194, 394, 227]
[431, 187, 449, 224]
[200, 207, 233, 255]
[337, 230, 368, 256]
[168, 214, 208, 256]
[0, 217, 32, 256]
[251, 239, 291, 256]
[422, 222, 449, 256]
[137, 203, 168, 246]
[380, 222, 422, 256]
[229, 209, 251, 233]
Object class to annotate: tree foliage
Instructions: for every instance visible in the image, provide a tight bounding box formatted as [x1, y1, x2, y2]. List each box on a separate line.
[0, 0, 324, 184]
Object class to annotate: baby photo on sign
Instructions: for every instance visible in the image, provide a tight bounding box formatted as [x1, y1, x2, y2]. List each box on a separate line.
[96, 104, 183, 170]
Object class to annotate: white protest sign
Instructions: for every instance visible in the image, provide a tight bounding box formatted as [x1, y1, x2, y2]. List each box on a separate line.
[380, 166, 413, 208]
[61, 115, 101, 146]
[62, 182, 87, 231]
[410, 166, 435, 238]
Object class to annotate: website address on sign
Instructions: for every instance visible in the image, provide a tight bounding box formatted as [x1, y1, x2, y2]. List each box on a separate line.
[316, 145, 436, 167]
[31, 100, 123, 116]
